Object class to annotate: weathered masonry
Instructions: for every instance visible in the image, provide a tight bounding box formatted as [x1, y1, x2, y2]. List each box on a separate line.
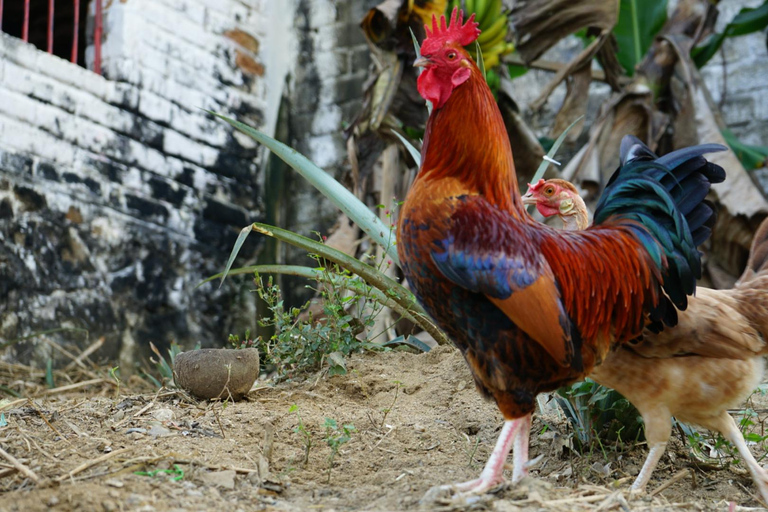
[0, 0, 373, 369]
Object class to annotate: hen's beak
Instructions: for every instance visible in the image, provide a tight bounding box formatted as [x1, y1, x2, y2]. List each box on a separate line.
[521, 187, 536, 205]
[414, 56, 432, 68]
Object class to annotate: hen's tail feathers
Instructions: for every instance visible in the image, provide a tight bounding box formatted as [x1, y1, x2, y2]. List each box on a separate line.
[736, 217, 768, 287]
[596, 136, 726, 330]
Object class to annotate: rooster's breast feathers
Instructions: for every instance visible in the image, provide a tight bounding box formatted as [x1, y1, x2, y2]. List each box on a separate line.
[425, 193, 665, 372]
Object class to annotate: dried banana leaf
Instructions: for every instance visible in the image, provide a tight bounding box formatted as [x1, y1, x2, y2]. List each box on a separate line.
[510, 0, 618, 63]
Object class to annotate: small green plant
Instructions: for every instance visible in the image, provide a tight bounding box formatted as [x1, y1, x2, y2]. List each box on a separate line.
[135, 464, 184, 481]
[380, 381, 401, 428]
[228, 330, 257, 349]
[144, 340, 198, 389]
[555, 379, 643, 452]
[290, 404, 313, 466]
[251, 272, 384, 380]
[323, 418, 355, 483]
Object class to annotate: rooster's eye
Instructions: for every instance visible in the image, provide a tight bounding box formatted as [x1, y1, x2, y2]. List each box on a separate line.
[446, 52, 457, 60]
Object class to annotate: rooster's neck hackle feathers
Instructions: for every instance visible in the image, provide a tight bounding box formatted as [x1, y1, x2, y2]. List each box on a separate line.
[418, 59, 523, 216]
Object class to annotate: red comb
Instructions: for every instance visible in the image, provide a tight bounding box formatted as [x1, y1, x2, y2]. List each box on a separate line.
[421, 7, 480, 55]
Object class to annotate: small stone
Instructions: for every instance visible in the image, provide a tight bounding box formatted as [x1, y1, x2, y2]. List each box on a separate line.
[47, 496, 60, 506]
[152, 408, 175, 422]
[147, 422, 173, 437]
[105, 479, 124, 488]
[198, 469, 236, 489]
[102, 500, 118, 512]
[125, 428, 147, 435]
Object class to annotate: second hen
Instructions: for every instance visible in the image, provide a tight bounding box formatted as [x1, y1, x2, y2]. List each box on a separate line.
[523, 175, 768, 502]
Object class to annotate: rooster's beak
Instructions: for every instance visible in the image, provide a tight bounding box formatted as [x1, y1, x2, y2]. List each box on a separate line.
[414, 56, 432, 68]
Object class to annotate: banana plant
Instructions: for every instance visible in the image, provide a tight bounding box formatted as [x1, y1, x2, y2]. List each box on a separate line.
[448, 0, 515, 69]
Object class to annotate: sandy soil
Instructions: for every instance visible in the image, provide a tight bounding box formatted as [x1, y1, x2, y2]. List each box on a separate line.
[1, 345, 766, 511]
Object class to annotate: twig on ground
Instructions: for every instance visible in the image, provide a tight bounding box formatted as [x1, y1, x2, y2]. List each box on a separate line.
[26, 399, 70, 445]
[263, 422, 274, 462]
[0, 398, 27, 412]
[651, 468, 691, 496]
[0, 446, 40, 483]
[55, 447, 132, 482]
[64, 337, 105, 372]
[20, 432, 56, 461]
[41, 378, 114, 395]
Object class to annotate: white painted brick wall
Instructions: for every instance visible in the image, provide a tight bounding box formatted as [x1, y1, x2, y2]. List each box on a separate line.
[0, 0, 296, 366]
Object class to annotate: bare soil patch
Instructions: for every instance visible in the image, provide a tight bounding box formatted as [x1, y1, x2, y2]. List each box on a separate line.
[1, 346, 766, 511]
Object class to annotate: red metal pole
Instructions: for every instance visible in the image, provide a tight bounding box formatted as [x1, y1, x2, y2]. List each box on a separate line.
[47, 0, 55, 53]
[22, 0, 30, 41]
[94, 0, 102, 75]
[71, 0, 80, 63]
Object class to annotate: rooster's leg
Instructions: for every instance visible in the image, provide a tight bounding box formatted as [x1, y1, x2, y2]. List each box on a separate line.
[712, 412, 768, 504]
[511, 414, 532, 483]
[631, 408, 672, 492]
[445, 416, 527, 494]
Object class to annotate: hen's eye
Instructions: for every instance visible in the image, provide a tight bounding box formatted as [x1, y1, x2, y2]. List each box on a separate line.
[544, 187, 554, 196]
[446, 52, 457, 60]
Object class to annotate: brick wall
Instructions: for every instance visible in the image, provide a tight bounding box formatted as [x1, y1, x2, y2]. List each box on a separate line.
[0, 0, 377, 369]
[270, 0, 375, 304]
[699, 0, 768, 191]
[0, 0, 279, 369]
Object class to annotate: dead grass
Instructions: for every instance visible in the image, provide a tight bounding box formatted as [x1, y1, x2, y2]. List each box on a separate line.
[0, 346, 766, 511]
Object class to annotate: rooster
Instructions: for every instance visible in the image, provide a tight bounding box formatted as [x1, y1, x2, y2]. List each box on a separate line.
[397, 9, 726, 495]
[524, 176, 768, 501]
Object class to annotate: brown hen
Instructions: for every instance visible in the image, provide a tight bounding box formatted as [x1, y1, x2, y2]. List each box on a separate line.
[523, 178, 768, 501]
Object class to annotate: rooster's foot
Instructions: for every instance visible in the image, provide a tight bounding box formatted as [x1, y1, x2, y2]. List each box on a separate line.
[420, 477, 506, 505]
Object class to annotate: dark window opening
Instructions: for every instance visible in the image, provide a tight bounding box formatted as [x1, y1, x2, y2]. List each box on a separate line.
[0, 0, 101, 74]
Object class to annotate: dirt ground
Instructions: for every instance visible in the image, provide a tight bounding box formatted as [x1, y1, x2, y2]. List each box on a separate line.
[1, 345, 767, 511]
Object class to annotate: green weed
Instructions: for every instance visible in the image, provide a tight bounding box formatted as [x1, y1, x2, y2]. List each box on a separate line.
[324, 418, 355, 483]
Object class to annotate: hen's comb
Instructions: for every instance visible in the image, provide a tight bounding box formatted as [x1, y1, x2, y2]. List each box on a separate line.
[527, 178, 547, 192]
[527, 178, 580, 194]
[421, 7, 480, 55]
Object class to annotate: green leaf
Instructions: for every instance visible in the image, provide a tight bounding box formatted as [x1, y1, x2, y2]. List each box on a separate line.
[234, 223, 451, 346]
[200, 263, 434, 339]
[721, 128, 768, 171]
[612, 0, 668, 76]
[45, 359, 55, 389]
[507, 63, 528, 80]
[382, 334, 432, 353]
[475, 40, 486, 80]
[692, 1, 768, 68]
[526, 115, 585, 213]
[744, 432, 766, 443]
[220, 224, 253, 288]
[211, 113, 400, 267]
[327, 352, 347, 375]
[392, 131, 421, 167]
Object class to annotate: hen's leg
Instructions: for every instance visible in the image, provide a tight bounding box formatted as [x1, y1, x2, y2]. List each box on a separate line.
[445, 416, 527, 494]
[710, 412, 768, 503]
[512, 414, 532, 483]
[631, 408, 672, 492]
